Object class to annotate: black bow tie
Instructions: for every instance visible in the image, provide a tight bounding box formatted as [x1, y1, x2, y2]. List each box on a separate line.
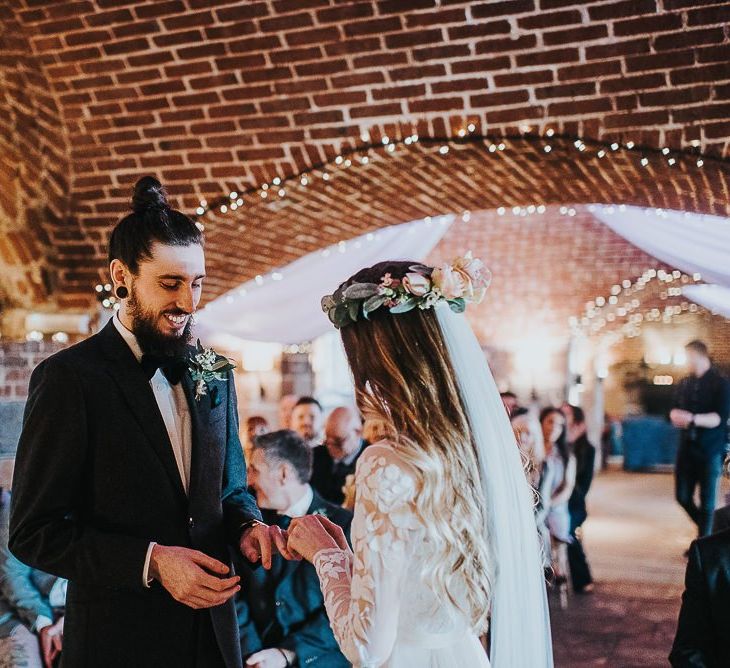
[140, 354, 187, 385]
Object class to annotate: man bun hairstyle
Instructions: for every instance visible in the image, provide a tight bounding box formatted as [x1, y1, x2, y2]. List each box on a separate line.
[108, 176, 203, 273]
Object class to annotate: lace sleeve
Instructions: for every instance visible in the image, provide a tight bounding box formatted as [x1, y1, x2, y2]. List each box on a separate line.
[313, 444, 420, 667]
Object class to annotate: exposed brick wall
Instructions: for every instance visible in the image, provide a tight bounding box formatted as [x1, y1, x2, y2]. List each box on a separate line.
[0, 0, 728, 309]
[428, 205, 730, 396]
[0, 339, 66, 401]
[0, 4, 70, 310]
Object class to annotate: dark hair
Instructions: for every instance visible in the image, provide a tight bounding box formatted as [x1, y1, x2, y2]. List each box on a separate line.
[510, 406, 530, 421]
[294, 396, 322, 412]
[566, 404, 586, 425]
[685, 339, 709, 358]
[253, 429, 313, 483]
[246, 415, 268, 429]
[539, 406, 570, 465]
[108, 176, 203, 273]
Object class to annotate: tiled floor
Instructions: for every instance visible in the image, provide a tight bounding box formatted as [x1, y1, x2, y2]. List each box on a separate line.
[549, 468, 712, 667]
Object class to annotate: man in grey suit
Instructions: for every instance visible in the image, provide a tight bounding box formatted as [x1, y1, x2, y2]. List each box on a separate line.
[0, 490, 66, 667]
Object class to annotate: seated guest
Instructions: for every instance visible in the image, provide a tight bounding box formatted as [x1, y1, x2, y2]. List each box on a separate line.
[311, 407, 367, 505]
[239, 430, 352, 668]
[563, 404, 596, 594]
[670, 529, 730, 667]
[244, 415, 269, 464]
[290, 396, 324, 448]
[0, 490, 66, 668]
[535, 408, 576, 575]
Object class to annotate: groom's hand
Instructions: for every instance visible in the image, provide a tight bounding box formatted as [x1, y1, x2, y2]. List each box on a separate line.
[149, 545, 240, 609]
[240, 522, 300, 568]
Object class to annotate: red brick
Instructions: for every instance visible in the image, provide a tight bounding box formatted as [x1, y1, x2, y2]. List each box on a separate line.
[471, 0, 536, 19]
[134, 1, 185, 19]
[343, 17, 401, 37]
[112, 20, 160, 39]
[476, 34, 538, 55]
[285, 27, 340, 47]
[390, 64, 446, 82]
[600, 73, 667, 94]
[409, 97, 464, 113]
[471, 90, 531, 107]
[654, 28, 725, 52]
[351, 102, 404, 118]
[448, 20, 511, 41]
[588, 0, 656, 20]
[543, 25, 609, 47]
[451, 56, 511, 75]
[517, 9, 581, 29]
[102, 37, 149, 56]
[260, 12, 314, 33]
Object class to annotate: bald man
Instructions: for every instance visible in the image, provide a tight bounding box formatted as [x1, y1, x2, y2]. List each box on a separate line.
[310, 407, 367, 505]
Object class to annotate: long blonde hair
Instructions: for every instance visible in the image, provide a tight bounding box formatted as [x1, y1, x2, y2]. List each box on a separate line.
[339, 260, 492, 632]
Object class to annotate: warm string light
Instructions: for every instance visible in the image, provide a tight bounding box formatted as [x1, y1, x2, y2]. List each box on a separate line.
[95, 283, 121, 311]
[188, 127, 714, 222]
[569, 263, 706, 345]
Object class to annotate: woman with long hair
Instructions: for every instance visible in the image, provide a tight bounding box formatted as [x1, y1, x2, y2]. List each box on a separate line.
[287, 256, 552, 667]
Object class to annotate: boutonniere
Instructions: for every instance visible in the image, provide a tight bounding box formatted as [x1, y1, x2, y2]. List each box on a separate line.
[187, 340, 236, 407]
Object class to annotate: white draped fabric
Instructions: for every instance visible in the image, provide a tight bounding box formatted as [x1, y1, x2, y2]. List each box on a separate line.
[682, 284, 730, 319]
[196, 216, 453, 344]
[591, 204, 730, 288]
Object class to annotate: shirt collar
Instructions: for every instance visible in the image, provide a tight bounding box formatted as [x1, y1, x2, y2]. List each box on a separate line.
[281, 485, 314, 519]
[112, 314, 144, 363]
[336, 441, 364, 467]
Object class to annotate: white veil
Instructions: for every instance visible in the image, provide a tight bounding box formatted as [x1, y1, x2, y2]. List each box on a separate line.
[435, 303, 553, 667]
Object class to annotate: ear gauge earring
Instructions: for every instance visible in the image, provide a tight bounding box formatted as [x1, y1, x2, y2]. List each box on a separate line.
[115, 286, 129, 299]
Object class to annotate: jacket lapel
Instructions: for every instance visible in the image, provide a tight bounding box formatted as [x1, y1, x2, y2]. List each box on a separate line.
[98, 321, 187, 505]
[182, 372, 205, 504]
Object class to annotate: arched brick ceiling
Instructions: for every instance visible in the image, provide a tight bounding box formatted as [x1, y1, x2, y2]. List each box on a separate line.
[0, 5, 70, 311]
[2, 0, 729, 311]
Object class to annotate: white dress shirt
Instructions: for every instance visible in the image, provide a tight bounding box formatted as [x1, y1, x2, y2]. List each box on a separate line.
[112, 315, 193, 587]
[281, 485, 314, 519]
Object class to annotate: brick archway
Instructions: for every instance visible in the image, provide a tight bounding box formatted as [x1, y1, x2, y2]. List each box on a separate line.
[2, 0, 729, 309]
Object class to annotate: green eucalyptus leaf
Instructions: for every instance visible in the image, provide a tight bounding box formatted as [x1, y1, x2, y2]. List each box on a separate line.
[332, 304, 351, 328]
[448, 298, 466, 313]
[347, 300, 360, 322]
[343, 282, 380, 300]
[389, 298, 417, 314]
[362, 294, 386, 315]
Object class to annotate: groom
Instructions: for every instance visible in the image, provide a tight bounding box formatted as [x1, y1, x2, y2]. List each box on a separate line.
[9, 177, 288, 667]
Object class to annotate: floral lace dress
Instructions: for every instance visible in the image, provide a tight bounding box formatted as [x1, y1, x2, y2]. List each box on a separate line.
[313, 443, 490, 668]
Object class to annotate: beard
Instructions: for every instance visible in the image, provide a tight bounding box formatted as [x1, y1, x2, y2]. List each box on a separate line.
[127, 285, 193, 358]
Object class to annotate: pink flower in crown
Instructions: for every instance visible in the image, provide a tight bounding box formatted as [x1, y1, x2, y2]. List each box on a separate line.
[380, 273, 394, 287]
[453, 252, 492, 303]
[431, 263, 467, 300]
[402, 272, 431, 297]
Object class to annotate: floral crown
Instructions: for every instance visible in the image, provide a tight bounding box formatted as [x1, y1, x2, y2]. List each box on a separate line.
[321, 252, 491, 329]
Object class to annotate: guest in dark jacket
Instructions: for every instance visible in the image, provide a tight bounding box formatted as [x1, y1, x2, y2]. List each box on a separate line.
[563, 404, 596, 593]
[670, 529, 730, 667]
[311, 407, 367, 505]
[239, 430, 352, 667]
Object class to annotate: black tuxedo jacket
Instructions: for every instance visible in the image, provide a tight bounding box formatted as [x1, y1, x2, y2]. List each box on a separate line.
[236, 491, 352, 667]
[310, 441, 368, 505]
[9, 320, 261, 667]
[670, 529, 730, 667]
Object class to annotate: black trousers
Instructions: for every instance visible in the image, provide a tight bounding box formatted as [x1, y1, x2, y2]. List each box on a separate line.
[675, 443, 724, 537]
[568, 517, 593, 591]
[191, 611, 227, 668]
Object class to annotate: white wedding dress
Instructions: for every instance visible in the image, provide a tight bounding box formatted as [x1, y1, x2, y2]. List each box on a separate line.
[313, 442, 490, 668]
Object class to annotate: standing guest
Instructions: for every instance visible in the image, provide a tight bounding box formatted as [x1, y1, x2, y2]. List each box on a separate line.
[536, 408, 576, 574]
[244, 416, 269, 464]
[671, 340, 730, 538]
[563, 404, 596, 593]
[670, 529, 730, 667]
[8, 177, 286, 668]
[0, 490, 66, 668]
[500, 391, 519, 417]
[311, 407, 366, 505]
[510, 407, 544, 488]
[278, 395, 298, 430]
[240, 430, 352, 668]
[290, 397, 324, 449]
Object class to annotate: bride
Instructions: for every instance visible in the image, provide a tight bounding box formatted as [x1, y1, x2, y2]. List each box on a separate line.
[287, 256, 553, 667]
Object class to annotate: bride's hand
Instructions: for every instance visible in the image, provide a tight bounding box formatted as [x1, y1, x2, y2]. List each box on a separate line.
[287, 515, 345, 563]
